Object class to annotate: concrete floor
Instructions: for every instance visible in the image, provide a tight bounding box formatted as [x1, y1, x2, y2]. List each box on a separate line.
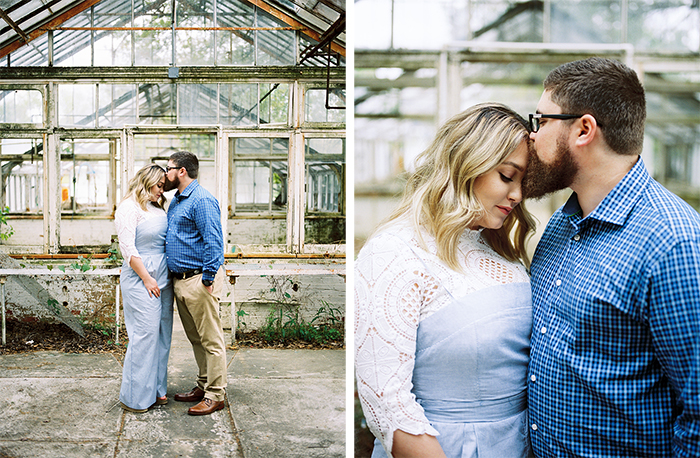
[0, 312, 346, 458]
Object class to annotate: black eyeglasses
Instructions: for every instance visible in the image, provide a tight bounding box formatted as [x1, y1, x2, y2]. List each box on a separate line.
[529, 113, 593, 133]
[166, 166, 181, 171]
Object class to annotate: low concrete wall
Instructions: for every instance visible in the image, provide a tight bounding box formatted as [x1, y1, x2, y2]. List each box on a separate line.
[1, 263, 346, 338]
[219, 274, 346, 332]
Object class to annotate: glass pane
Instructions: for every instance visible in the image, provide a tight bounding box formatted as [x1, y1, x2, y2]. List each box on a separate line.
[0, 139, 43, 214]
[234, 137, 289, 156]
[59, 85, 96, 127]
[260, 83, 289, 125]
[134, 0, 172, 66]
[98, 84, 137, 127]
[60, 139, 112, 215]
[54, 9, 92, 67]
[220, 84, 259, 126]
[0, 90, 43, 124]
[551, 1, 622, 44]
[94, 31, 132, 66]
[628, 1, 700, 52]
[306, 138, 344, 156]
[179, 84, 219, 124]
[300, 36, 346, 67]
[216, 0, 255, 65]
[176, 0, 214, 65]
[8, 33, 49, 66]
[305, 88, 346, 123]
[471, 1, 542, 43]
[94, 0, 132, 66]
[138, 83, 176, 124]
[257, 13, 295, 65]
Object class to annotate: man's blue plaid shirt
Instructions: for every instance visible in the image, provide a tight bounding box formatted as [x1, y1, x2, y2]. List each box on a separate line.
[529, 159, 700, 457]
[165, 180, 224, 282]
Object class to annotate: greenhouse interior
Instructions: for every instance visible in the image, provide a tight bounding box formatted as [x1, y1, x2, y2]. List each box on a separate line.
[0, 0, 346, 332]
[355, 0, 700, 255]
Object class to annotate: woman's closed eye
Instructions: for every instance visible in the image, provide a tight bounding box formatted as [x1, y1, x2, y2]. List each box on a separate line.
[499, 173, 514, 183]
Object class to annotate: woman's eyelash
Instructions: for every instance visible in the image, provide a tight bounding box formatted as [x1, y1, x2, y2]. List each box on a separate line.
[500, 173, 513, 183]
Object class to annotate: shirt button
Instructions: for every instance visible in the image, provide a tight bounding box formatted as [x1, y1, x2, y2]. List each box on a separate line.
[555, 279, 562, 286]
[540, 326, 547, 334]
[531, 424, 538, 431]
[573, 234, 581, 241]
[530, 374, 536, 382]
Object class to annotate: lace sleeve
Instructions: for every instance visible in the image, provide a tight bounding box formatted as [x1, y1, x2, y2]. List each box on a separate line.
[114, 199, 142, 264]
[355, 231, 440, 456]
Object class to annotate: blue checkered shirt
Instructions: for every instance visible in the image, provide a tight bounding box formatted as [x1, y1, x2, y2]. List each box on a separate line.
[165, 180, 224, 282]
[529, 159, 700, 457]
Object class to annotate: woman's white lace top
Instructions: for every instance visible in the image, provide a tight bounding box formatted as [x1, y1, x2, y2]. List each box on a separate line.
[114, 198, 166, 263]
[354, 221, 529, 455]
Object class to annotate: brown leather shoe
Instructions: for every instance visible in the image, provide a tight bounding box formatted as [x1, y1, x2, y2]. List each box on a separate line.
[187, 398, 225, 416]
[174, 387, 205, 402]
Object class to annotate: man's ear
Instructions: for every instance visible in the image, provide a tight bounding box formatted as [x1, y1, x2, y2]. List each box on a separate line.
[574, 114, 598, 147]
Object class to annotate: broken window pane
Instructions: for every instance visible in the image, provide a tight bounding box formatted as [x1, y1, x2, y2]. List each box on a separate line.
[233, 137, 288, 214]
[60, 139, 112, 215]
[0, 139, 43, 214]
[305, 138, 345, 214]
[132, 133, 216, 195]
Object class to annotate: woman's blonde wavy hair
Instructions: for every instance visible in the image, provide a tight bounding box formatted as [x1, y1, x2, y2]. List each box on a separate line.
[380, 102, 536, 269]
[123, 164, 167, 211]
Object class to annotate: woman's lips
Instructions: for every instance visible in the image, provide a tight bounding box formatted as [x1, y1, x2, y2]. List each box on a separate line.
[497, 205, 512, 216]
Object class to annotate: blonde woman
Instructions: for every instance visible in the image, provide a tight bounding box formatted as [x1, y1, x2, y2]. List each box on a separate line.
[115, 164, 173, 413]
[355, 103, 536, 458]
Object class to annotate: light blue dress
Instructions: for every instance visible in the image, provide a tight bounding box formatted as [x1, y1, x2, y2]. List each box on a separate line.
[371, 275, 533, 457]
[119, 216, 174, 410]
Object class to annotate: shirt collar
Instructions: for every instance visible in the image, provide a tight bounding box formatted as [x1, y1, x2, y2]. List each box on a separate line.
[562, 157, 649, 226]
[174, 179, 199, 199]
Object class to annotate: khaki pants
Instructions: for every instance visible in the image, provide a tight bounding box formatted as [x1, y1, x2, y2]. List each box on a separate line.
[173, 267, 227, 401]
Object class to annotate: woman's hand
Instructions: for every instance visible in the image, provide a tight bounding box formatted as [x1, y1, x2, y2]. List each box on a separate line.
[392, 430, 447, 458]
[143, 275, 160, 298]
[128, 255, 161, 298]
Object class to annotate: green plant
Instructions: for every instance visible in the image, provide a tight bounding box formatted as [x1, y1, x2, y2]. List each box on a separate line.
[107, 246, 121, 264]
[0, 206, 14, 241]
[256, 276, 344, 346]
[236, 308, 249, 330]
[58, 255, 95, 272]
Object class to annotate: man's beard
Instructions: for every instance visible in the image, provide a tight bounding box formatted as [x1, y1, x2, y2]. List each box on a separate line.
[522, 135, 578, 199]
[163, 175, 179, 192]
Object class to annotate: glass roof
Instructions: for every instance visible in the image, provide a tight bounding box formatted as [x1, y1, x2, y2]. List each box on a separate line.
[0, 0, 345, 66]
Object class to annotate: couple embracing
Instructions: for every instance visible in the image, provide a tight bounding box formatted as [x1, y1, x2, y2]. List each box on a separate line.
[114, 151, 228, 416]
[355, 58, 700, 457]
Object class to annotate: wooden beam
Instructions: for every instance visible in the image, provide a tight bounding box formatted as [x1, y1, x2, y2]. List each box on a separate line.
[0, 0, 104, 59]
[243, 0, 345, 57]
[0, 7, 30, 43]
